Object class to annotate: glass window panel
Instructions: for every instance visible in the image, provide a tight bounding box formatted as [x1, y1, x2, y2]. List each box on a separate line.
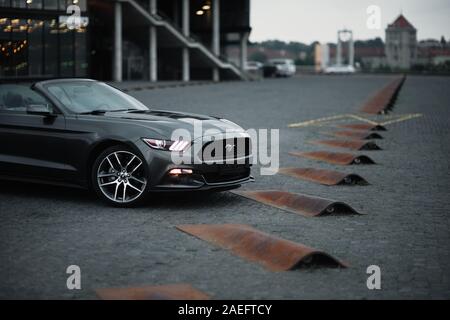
[59, 25, 74, 77]
[77, 0, 86, 12]
[28, 19, 43, 76]
[74, 29, 86, 76]
[11, 0, 26, 8]
[59, 0, 68, 11]
[0, 18, 12, 77]
[44, 0, 57, 10]
[44, 19, 58, 76]
[58, 1, 86, 13]
[10, 18, 27, 77]
[0, 1, 11, 8]
[66, 0, 87, 12]
[28, 0, 43, 9]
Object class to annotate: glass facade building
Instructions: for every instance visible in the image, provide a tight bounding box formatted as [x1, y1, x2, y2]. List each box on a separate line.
[1, 0, 251, 81]
[0, 0, 88, 79]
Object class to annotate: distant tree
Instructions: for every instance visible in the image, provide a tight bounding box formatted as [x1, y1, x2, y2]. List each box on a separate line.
[286, 41, 309, 53]
[249, 51, 268, 63]
[295, 56, 314, 66]
[372, 37, 384, 46]
[260, 40, 287, 50]
[251, 38, 387, 67]
[355, 37, 384, 48]
[441, 36, 447, 47]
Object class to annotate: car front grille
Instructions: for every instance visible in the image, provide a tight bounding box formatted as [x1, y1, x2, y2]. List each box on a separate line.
[202, 165, 251, 184]
[199, 137, 251, 163]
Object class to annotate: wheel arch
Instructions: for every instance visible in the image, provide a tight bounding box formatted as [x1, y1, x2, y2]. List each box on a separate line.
[86, 139, 142, 189]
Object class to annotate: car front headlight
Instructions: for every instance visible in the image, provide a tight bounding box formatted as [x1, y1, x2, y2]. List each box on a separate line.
[142, 138, 191, 152]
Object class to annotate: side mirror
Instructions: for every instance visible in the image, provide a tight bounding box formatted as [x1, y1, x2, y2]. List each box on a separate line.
[26, 104, 55, 116]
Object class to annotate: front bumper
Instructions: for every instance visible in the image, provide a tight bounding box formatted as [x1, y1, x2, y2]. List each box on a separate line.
[153, 169, 255, 191]
[135, 139, 254, 191]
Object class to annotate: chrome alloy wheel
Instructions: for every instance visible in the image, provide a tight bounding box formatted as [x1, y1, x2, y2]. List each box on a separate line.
[96, 151, 147, 203]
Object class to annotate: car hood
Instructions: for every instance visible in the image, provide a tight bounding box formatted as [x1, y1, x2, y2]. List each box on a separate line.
[80, 109, 246, 139]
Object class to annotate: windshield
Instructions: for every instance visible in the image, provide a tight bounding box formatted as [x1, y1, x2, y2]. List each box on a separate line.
[44, 81, 149, 114]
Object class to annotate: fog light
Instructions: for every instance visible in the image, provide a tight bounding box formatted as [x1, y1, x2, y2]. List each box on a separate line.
[169, 168, 193, 175]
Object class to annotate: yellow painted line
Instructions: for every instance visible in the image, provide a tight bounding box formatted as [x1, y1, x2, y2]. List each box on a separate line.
[288, 114, 350, 128]
[288, 113, 422, 129]
[379, 113, 423, 126]
[348, 114, 380, 125]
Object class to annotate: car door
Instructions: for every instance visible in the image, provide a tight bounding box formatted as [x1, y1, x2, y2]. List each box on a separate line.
[0, 84, 72, 183]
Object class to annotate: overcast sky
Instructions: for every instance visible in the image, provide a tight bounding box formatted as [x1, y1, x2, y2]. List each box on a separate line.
[250, 0, 450, 43]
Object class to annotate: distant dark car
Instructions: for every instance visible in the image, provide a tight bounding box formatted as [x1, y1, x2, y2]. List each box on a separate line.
[0, 79, 253, 206]
[262, 64, 278, 78]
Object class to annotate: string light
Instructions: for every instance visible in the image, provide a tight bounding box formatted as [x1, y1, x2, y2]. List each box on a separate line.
[0, 39, 28, 57]
[197, 2, 211, 16]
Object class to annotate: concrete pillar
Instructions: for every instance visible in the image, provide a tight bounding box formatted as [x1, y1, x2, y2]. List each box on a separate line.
[182, 0, 190, 82]
[349, 33, 354, 67]
[113, 1, 122, 82]
[336, 31, 342, 66]
[212, 0, 220, 82]
[240, 32, 249, 70]
[182, 0, 189, 36]
[182, 49, 190, 82]
[149, 0, 157, 82]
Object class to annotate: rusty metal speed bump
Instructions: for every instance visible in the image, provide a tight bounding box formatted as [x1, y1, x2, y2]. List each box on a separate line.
[95, 283, 211, 300]
[278, 168, 369, 186]
[232, 190, 361, 217]
[177, 224, 347, 271]
[290, 151, 375, 165]
[338, 123, 386, 131]
[311, 139, 382, 150]
[360, 76, 406, 114]
[331, 130, 383, 140]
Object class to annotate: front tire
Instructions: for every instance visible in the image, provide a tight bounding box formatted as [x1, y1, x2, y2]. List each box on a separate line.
[91, 146, 149, 207]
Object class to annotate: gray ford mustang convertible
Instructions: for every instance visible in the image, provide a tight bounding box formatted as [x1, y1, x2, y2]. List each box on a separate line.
[0, 79, 253, 206]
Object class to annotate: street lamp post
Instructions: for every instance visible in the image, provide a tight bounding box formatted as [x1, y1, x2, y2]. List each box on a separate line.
[113, 0, 122, 82]
[212, 0, 220, 82]
[149, 0, 158, 82]
[182, 0, 190, 82]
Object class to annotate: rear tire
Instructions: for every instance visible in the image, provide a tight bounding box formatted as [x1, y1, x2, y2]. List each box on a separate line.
[91, 145, 149, 207]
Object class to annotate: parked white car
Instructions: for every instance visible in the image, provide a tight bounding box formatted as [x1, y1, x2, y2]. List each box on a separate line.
[268, 59, 297, 77]
[245, 61, 263, 71]
[324, 65, 356, 74]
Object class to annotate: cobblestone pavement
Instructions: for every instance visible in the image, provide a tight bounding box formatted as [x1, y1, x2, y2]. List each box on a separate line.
[1, 75, 449, 299]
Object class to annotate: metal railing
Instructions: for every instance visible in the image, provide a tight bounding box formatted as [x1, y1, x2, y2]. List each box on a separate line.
[127, 0, 247, 80]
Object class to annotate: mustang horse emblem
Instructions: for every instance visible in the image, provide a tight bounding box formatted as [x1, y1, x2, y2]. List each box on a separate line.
[225, 144, 236, 153]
